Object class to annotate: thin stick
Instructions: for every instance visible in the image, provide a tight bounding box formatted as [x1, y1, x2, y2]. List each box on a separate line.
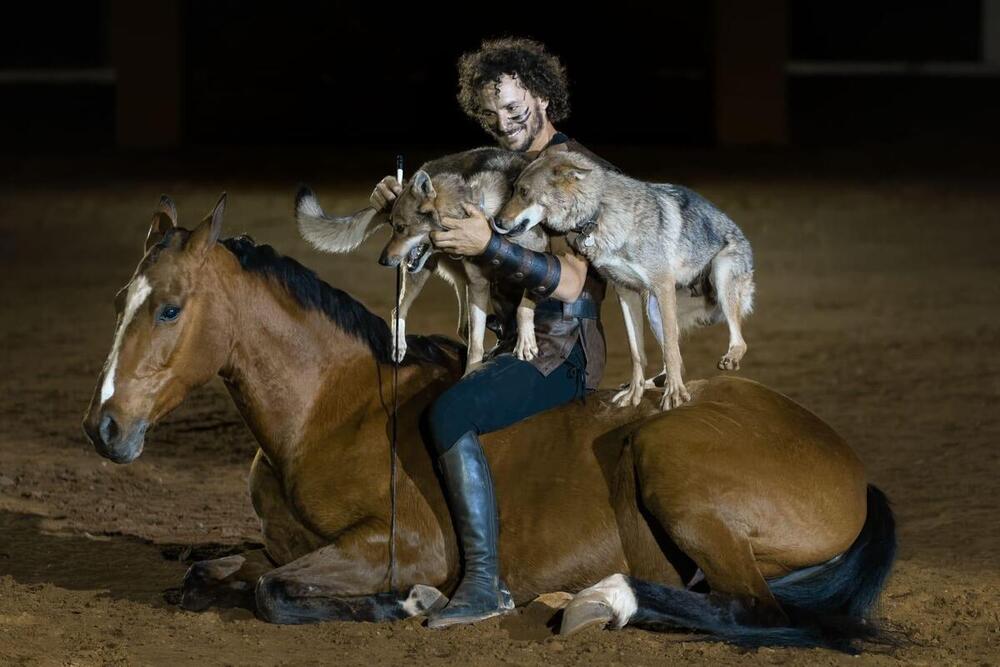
[388, 154, 404, 592]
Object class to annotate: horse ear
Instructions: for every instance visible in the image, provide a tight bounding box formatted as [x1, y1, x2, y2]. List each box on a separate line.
[145, 195, 178, 252]
[158, 195, 178, 225]
[188, 192, 227, 257]
[411, 170, 436, 201]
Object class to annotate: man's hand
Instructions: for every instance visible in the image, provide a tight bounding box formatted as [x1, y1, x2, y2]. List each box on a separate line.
[431, 202, 493, 256]
[370, 175, 402, 212]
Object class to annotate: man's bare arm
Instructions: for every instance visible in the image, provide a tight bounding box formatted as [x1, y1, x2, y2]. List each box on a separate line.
[432, 203, 588, 303]
[551, 252, 587, 302]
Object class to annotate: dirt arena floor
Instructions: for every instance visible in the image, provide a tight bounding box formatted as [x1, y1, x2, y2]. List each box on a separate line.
[1, 146, 998, 665]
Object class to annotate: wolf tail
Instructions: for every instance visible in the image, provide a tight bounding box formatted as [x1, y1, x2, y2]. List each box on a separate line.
[562, 485, 898, 652]
[295, 185, 386, 254]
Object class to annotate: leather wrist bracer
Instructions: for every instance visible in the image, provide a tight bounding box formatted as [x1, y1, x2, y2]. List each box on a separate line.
[478, 232, 562, 297]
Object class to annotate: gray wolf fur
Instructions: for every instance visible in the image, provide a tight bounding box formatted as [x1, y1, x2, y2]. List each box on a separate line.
[497, 150, 755, 410]
[297, 147, 547, 374]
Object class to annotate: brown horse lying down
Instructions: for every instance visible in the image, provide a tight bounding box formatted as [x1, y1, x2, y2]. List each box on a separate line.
[82, 195, 896, 651]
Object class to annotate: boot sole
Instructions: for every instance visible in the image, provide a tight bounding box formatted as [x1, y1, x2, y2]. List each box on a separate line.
[426, 607, 513, 629]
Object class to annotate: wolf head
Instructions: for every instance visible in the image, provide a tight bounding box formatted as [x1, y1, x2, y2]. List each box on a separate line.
[379, 171, 471, 272]
[379, 169, 512, 272]
[496, 151, 598, 236]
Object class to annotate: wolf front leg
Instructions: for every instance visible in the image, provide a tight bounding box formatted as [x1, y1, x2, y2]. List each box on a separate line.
[650, 278, 690, 410]
[513, 291, 539, 361]
[390, 268, 432, 363]
[464, 265, 491, 374]
[612, 287, 648, 407]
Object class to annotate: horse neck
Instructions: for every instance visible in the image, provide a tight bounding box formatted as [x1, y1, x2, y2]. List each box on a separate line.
[218, 273, 385, 469]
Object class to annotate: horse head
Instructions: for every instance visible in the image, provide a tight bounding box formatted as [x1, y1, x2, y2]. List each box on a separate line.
[82, 194, 233, 463]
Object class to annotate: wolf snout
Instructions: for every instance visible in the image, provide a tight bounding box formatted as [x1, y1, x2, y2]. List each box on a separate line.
[378, 248, 401, 267]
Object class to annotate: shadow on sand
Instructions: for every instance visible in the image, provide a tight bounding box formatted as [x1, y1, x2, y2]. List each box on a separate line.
[0, 511, 261, 608]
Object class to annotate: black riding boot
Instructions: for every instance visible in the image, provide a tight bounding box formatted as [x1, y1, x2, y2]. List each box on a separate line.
[427, 431, 514, 628]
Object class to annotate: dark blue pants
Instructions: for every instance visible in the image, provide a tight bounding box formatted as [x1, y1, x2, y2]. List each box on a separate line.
[427, 341, 588, 453]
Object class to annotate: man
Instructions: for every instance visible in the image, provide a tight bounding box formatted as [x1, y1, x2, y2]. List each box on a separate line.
[370, 38, 616, 628]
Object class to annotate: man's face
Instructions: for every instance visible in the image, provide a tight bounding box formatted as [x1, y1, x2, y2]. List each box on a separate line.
[475, 74, 548, 152]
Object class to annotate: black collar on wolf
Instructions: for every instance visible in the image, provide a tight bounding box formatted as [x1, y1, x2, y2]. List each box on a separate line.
[572, 209, 601, 236]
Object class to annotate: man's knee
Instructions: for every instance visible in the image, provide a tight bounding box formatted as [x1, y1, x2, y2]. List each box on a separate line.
[427, 388, 475, 455]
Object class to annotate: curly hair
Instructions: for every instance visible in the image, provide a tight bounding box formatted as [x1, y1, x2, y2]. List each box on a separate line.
[457, 37, 570, 124]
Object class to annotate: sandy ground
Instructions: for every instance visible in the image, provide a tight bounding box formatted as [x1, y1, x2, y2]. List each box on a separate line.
[1, 147, 998, 665]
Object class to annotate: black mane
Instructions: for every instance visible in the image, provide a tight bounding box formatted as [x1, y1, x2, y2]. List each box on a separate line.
[220, 235, 464, 369]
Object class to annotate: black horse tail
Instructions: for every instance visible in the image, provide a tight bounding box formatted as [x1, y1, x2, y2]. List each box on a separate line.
[769, 484, 897, 620]
[580, 485, 897, 652]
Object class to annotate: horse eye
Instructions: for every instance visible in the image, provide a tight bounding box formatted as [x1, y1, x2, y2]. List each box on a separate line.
[157, 304, 182, 322]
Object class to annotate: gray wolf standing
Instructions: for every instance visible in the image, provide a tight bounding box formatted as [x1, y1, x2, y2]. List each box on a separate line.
[297, 147, 547, 374]
[497, 150, 755, 410]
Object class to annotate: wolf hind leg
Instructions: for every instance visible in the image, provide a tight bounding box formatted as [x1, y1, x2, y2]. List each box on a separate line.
[711, 251, 754, 371]
[644, 290, 714, 389]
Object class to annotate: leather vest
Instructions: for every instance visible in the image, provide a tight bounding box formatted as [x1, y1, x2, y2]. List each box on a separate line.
[485, 135, 614, 390]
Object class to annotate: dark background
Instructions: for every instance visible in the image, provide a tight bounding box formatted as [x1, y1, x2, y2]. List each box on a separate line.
[2, 0, 998, 154]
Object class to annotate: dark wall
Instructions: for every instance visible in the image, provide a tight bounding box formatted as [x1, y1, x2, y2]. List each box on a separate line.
[181, 2, 710, 146]
[0, 1, 995, 150]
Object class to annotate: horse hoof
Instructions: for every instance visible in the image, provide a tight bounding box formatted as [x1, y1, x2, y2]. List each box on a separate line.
[402, 584, 448, 617]
[559, 599, 613, 636]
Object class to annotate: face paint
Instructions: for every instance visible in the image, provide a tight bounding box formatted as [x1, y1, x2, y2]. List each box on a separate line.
[477, 74, 547, 151]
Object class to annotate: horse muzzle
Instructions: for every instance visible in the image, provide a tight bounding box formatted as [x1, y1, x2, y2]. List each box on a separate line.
[83, 408, 149, 464]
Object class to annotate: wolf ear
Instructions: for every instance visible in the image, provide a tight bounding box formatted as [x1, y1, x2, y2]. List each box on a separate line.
[145, 195, 178, 252]
[411, 170, 436, 201]
[554, 161, 591, 182]
[188, 192, 227, 257]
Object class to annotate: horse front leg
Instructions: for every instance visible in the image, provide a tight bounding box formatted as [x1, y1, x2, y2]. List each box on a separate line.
[181, 548, 274, 612]
[254, 525, 448, 624]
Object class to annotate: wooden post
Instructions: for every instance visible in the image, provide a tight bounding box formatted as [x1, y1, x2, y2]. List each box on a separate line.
[110, 0, 181, 149]
[713, 0, 788, 145]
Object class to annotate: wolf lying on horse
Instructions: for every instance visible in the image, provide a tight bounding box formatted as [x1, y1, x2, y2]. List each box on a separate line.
[81, 195, 895, 650]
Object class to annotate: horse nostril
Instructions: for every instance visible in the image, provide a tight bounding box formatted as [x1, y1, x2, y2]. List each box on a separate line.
[99, 413, 120, 446]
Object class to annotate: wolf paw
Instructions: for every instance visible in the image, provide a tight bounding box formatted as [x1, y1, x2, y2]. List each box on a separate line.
[390, 318, 407, 363]
[514, 334, 538, 361]
[612, 382, 645, 407]
[717, 343, 747, 371]
[659, 382, 690, 411]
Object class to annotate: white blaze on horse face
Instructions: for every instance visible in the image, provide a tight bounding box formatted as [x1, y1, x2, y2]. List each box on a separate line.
[100, 274, 152, 405]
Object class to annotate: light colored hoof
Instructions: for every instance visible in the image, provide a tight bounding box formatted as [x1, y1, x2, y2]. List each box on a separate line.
[559, 598, 613, 636]
[402, 584, 448, 617]
[531, 591, 573, 611]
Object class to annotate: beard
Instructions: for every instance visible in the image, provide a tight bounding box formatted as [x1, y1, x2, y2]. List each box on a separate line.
[490, 101, 545, 152]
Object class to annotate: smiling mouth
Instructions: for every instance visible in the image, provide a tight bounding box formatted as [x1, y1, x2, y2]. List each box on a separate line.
[405, 243, 431, 272]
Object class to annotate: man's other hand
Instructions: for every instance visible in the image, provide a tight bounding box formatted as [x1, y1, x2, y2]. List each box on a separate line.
[431, 202, 492, 256]
[370, 175, 402, 212]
